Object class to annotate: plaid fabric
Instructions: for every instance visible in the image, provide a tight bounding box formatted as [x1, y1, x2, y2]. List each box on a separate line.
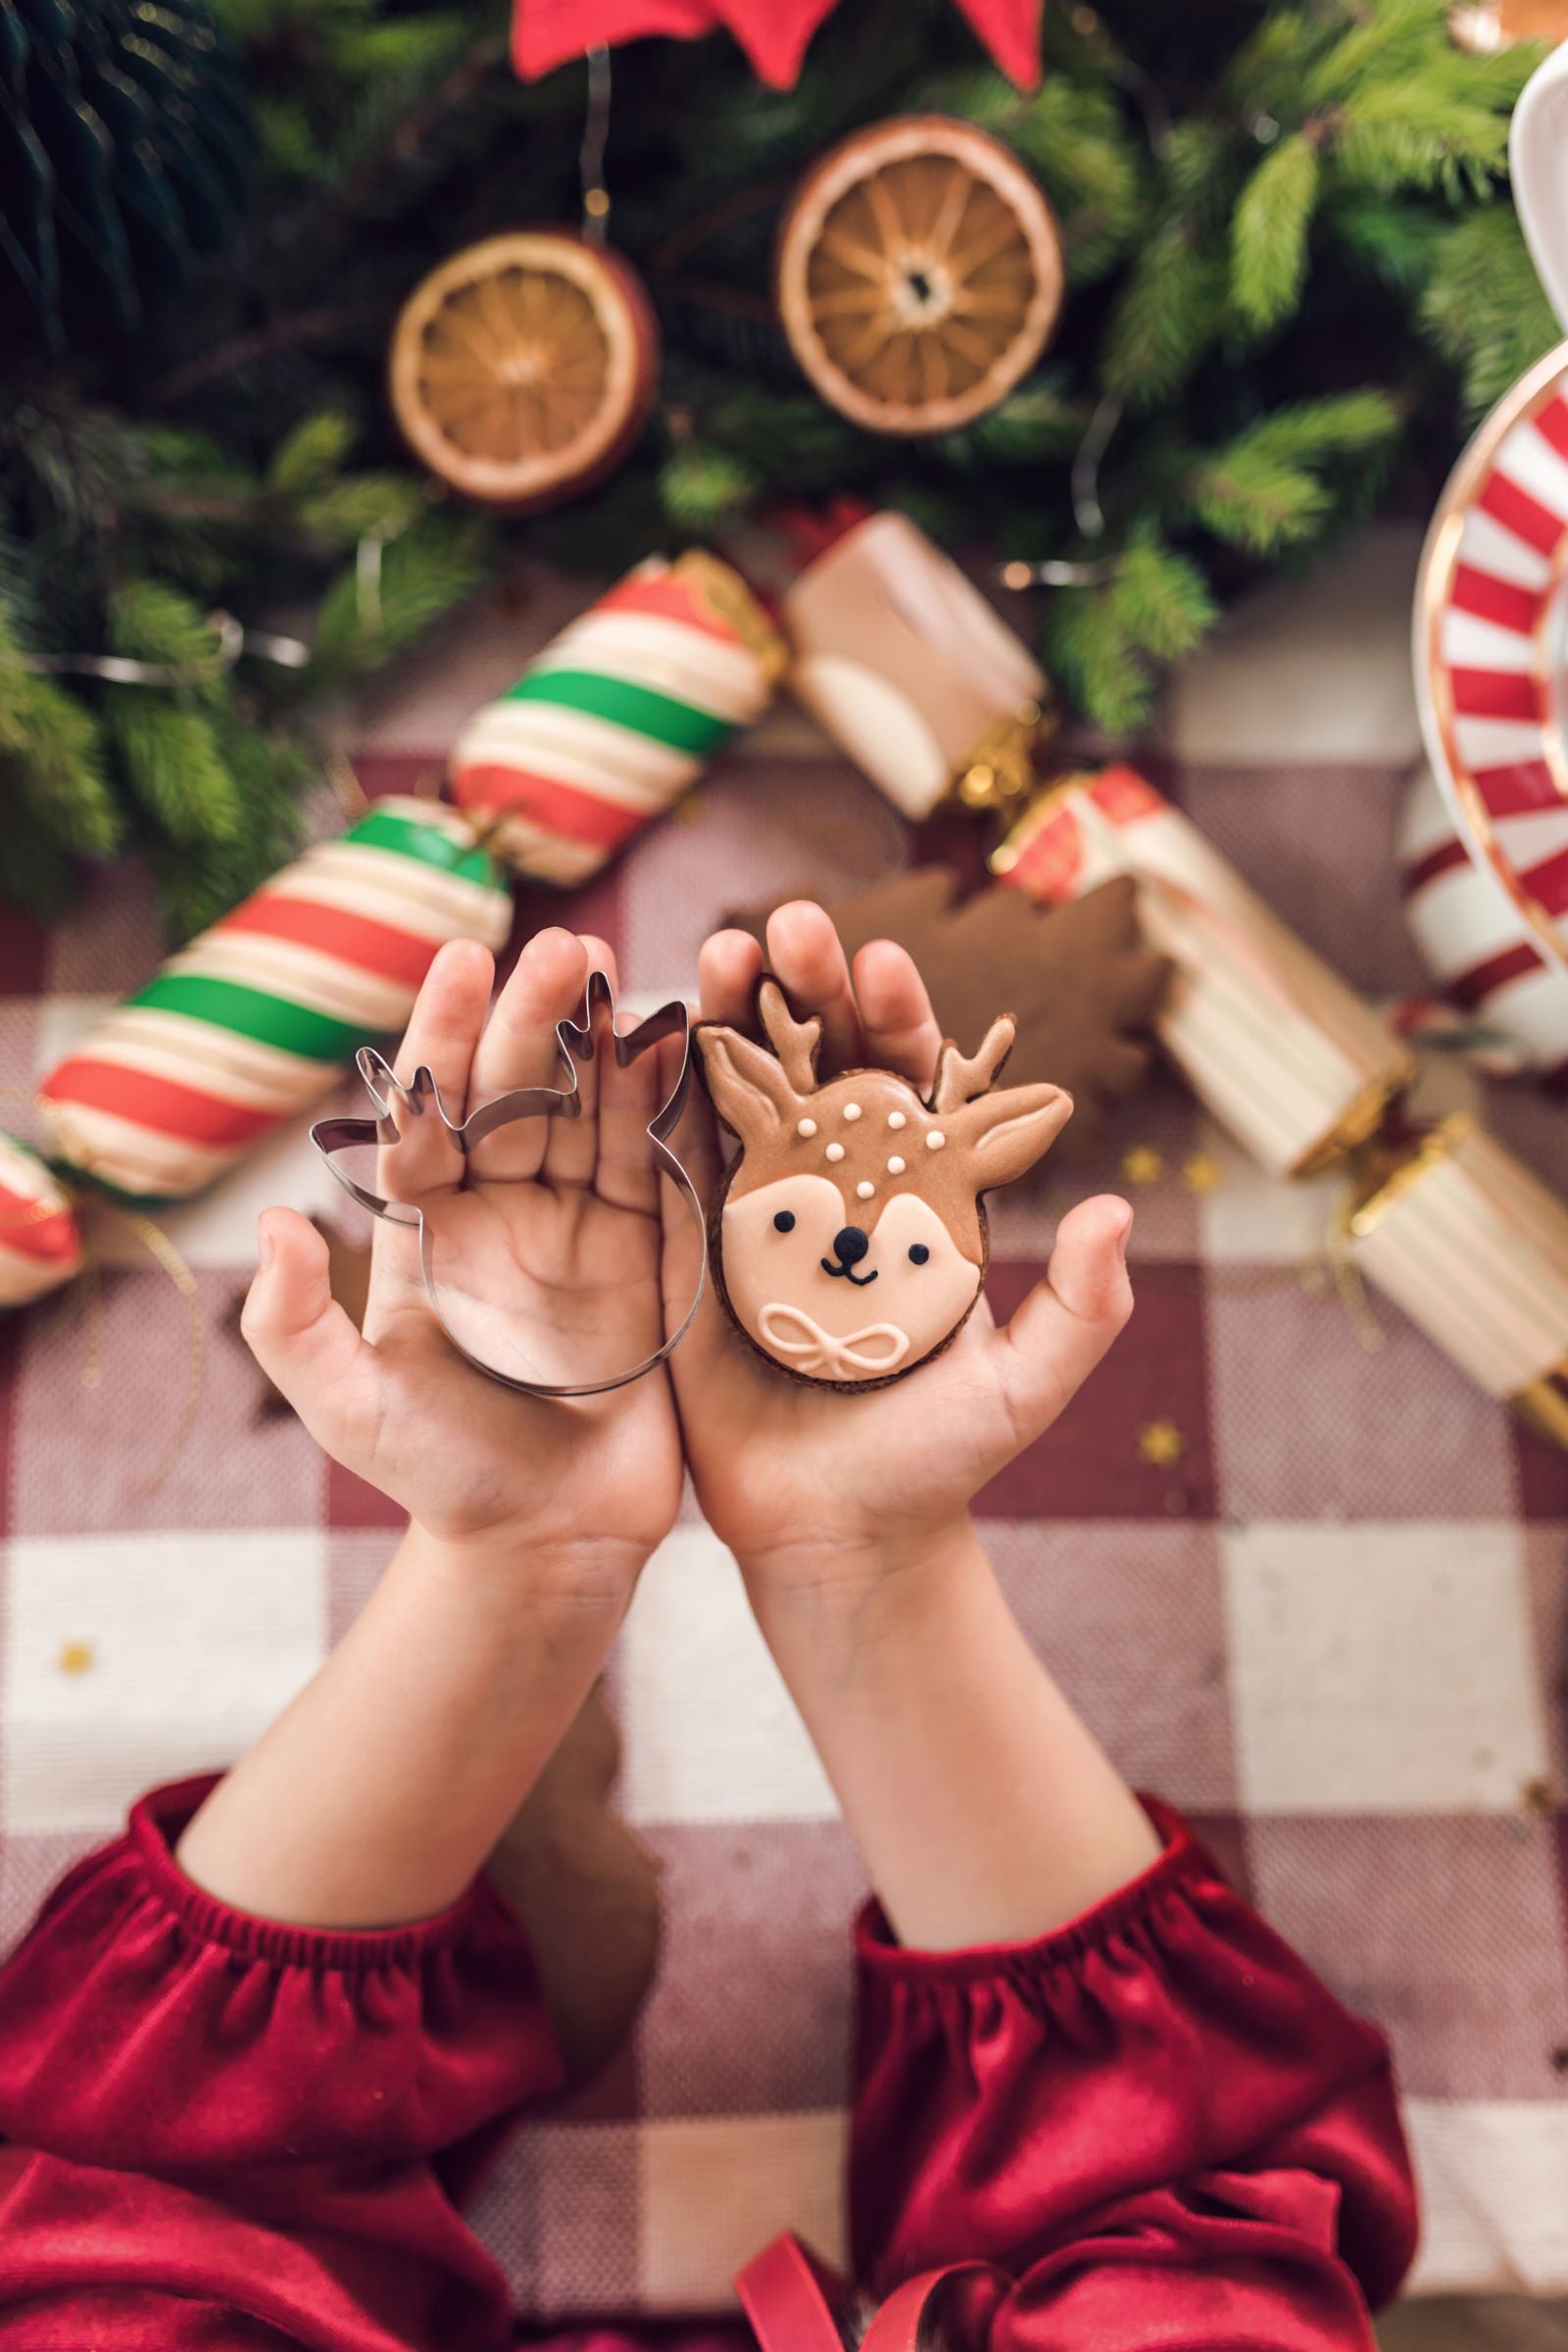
[1, 543, 1566, 2317]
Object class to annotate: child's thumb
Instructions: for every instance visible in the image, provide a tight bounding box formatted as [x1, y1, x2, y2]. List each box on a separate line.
[996, 1194, 1134, 1442]
[241, 1208, 369, 1437]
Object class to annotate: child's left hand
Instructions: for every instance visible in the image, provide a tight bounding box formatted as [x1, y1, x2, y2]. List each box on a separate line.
[662, 902, 1133, 1606]
[241, 928, 683, 1604]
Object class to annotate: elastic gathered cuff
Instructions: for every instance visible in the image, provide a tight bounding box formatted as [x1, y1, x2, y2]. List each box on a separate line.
[855, 1794, 1206, 1979]
[129, 1776, 502, 1972]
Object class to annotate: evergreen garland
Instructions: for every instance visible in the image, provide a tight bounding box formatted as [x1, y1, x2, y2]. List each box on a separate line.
[1, 0, 1557, 930]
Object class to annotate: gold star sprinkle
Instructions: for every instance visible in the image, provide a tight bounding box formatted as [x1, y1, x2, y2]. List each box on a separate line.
[1121, 1145, 1163, 1186]
[1182, 1152, 1222, 1194]
[57, 1640, 95, 1676]
[1138, 1420, 1187, 1467]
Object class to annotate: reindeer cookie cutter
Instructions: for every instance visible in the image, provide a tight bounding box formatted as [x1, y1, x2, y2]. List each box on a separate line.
[310, 969, 707, 1398]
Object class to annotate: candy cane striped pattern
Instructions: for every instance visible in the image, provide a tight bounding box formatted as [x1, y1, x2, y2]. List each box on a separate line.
[1414, 342, 1568, 1068]
[450, 554, 781, 886]
[0, 1134, 82, 1309]
[1400, 765, 1568, 1075]
[39, 798, 513, 1204]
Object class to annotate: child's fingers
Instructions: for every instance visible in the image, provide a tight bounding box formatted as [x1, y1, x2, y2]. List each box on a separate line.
[471, 926, 588, 1098]
[667, 1024, 724, 1206]
[993, 1195, 1134, 1442]
[661, 1053, 736, 1379]
[764, 901, 862, 1071]
[379, 939, 494, 1204]
[851, 938, 944, 1090]
[662, 1182, 741, 1394]
[394, 938, 493, 1102]
[468, 927, 588, 1181]
[242, 1208, 376, 1453]
[698, 928, 764, 1029]
[544, 932, 612, 1188]
[595, 953, 668, 1215]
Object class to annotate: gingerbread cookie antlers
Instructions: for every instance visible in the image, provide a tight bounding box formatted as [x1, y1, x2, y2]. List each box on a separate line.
[696, 979, 1072, 1390]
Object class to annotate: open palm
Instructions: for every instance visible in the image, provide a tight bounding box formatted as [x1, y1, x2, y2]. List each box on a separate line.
[243, 929, 684, 1592]
[662, 903, 1134, 1592]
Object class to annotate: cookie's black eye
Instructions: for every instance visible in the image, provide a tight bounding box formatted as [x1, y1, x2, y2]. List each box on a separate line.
[773, 1210, 796, 1233]
[908, 1243, 929, 1264]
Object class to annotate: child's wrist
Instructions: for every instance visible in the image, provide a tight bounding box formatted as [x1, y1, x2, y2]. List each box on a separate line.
[402, 1516, 649, 1620]
[738, 1514, 980, 1623]
[744, 1519, 1001, 1741]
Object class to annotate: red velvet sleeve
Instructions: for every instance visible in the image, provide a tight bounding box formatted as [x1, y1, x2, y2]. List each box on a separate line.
[849, 1801, 1419, 2351]
[0, 1776, 566, 2352]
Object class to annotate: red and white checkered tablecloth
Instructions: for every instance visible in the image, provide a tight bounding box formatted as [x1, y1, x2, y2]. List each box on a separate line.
[1, 543, 1565, 2313]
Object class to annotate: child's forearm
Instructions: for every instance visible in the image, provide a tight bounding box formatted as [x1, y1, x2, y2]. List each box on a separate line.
[176, 1524, 634, 1928]
[744, 1520, 1160, 1951]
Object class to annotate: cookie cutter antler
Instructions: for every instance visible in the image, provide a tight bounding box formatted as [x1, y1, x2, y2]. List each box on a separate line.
[310, 969, 707, 1398]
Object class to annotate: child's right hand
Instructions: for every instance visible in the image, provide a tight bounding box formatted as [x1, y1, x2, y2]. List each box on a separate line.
[662, 902, 1134, 1608]
[241, 928, 683, 1606]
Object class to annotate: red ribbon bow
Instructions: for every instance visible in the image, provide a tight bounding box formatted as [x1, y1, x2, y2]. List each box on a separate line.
[513, 0, 1042, 93]
[736, 2234, 1006, 2352]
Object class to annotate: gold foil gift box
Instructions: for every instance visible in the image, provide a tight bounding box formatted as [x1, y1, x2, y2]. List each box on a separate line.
[1347, 1118, 1568, 1446]
[993, 766, 1414, 1180]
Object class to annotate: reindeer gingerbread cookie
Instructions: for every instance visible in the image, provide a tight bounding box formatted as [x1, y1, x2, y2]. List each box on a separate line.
[696, 979, 1072, 1389]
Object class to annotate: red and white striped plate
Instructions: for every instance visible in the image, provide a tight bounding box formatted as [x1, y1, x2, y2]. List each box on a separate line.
[1411, 338, 1568, 1074]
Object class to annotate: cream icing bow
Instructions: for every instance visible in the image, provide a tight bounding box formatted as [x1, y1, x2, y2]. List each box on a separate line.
[758, 1302, 910, 1380]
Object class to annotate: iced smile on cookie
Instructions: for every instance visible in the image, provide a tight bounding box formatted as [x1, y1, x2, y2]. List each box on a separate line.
[697, 980, 1073, 1389]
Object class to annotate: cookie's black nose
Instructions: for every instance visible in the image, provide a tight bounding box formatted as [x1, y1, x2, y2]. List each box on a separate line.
[832, 1225, 869, 1265]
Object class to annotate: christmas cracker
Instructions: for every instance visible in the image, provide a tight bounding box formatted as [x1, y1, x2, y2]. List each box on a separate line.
[449, 552, 784, 884]
[995, 765, 1568, 1436]
[36, 797, 513, 1207]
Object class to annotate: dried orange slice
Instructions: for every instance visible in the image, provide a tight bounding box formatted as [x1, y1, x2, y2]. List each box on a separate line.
[776, 116, 1064, 438]
[389, 229, 660, 513]
[1450, 0, 1568, 47]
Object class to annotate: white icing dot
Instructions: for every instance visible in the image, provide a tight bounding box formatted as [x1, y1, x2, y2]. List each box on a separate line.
[926, 1130, 946, 1151]
[857, 1180, 875, 1200]
[825, 1142, 846, 1162]
[887, 1155, 906, 1175]
[843, 1102, 862, 1121]
[887, 1110, 906, 1130]
[797, 1117, 817, 1137]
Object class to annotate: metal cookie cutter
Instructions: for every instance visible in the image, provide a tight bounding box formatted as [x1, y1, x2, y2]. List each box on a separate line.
[310, 969, 706, 1397]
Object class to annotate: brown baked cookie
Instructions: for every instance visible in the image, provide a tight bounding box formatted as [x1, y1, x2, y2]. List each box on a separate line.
[732, 869, 1171, 1158]
[695, 975, 1072, 1391]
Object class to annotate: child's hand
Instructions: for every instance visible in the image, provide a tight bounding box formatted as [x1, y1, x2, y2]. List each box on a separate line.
[242, 929, 682, 1603]
[662, 903, 1133, 1602]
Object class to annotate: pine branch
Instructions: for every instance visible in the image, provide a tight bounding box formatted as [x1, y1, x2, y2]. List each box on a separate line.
[106, 580, 229, 695]
[1039, 582, 1155, 736]
[1304, 0, 1446, 102]
[1323, 191, 1446, 291]
[1422, 206, 1561, 415]
[0, 622, 122, 878]
[967, 376, 1091, 465]
[1180, 392, 1401, 554]
[266, 408, 359, 494]
[1232, 131, 1321, 337]
[658, 442, 760, 533]
[1005, 78, 1147, 283]
[300, 511, 494, 691]
[1102, 222, 1229, 408]
[150, 721, 311, 940]
[108, 701, 241, 843]
[1332, 79, 1511, 199]
[1109, 528, 1219, 662]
